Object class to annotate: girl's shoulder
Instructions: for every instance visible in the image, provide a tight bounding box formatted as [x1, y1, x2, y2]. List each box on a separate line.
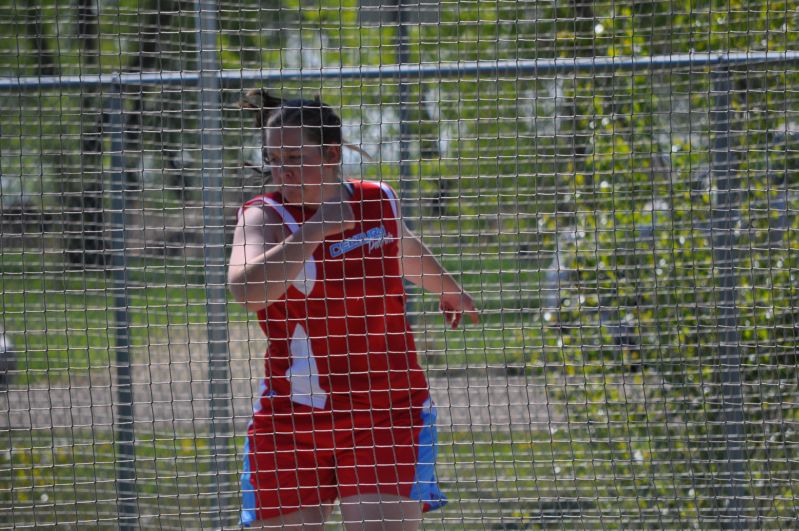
[348, 179, 399, 200]
[241, 190, 281, 209]
[348, 179, 401, 223]
[236, 191, 284, 223]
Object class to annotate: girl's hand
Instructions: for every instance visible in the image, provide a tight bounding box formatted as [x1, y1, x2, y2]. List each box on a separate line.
[439, 291, 480, 329]
[311, 183, 357, 237]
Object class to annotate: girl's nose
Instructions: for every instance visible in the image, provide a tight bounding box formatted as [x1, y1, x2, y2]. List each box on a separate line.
[280, 165, 296, 181]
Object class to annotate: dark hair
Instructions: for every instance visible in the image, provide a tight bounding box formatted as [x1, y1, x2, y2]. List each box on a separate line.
[240, 89, 371, 161]
[240, 89, 342, 148]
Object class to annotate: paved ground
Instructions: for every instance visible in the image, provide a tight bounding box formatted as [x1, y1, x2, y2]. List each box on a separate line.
[0, 323, 609, 435]
[0, 374, 564, 434]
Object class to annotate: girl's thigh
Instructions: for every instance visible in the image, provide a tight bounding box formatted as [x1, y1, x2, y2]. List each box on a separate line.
[250, 504, 334, 530]
[339, 493, 422, 531]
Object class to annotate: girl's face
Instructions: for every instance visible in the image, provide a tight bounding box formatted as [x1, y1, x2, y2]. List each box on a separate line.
[263, 126, 338, 205]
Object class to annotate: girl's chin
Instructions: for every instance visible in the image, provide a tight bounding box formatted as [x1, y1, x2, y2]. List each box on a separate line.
[280, 186, 320, 205]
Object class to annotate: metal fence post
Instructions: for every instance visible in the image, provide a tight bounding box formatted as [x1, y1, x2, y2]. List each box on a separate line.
[393, 1, 420, 325]
[710, 67, 747, 529]
[396, 2, 413, 226]
[108, 79, 137, 531]
[195, 0, 233, 528]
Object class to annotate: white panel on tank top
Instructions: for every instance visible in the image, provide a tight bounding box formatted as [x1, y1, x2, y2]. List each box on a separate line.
[291, 260, 317, 296]
[379, 182, 400, 220]
[285, 324, 328, 409]
[257, 196, 317, 295]
[251, 380, 275, 415]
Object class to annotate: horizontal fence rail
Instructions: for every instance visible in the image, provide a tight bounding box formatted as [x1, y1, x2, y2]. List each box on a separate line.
[1, 52, 799, 90]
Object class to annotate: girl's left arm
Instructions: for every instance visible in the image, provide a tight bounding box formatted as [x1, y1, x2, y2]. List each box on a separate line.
[398, 222, 480, 329]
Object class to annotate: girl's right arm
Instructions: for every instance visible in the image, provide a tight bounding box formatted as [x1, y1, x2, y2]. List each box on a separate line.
[227, 205, 327, 312]
[227, 188, 356, 312]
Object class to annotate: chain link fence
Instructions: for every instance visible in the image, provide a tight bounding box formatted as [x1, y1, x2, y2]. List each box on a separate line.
[1, 2, 798, 529]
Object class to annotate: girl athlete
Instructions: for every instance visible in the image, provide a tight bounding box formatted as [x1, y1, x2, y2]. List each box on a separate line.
[228, 91, 479, 530]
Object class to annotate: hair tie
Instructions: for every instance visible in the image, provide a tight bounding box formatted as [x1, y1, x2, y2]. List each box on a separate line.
[343, 142, 373, 161]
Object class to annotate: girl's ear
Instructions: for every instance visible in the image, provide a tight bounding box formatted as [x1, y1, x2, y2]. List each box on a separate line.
[323, 145, 342, 164]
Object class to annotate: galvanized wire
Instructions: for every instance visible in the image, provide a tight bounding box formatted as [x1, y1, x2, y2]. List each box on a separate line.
[0, 2, 797, 529]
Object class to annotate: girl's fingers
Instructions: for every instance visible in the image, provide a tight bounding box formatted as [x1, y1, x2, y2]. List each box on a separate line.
[460, 296, 480, 324]
[441, 294, 479, 328]
[443, 306, 461, 328]
[441, 303, 456, 328]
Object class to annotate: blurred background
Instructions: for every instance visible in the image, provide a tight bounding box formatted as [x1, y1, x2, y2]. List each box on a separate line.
[0, 1, 798, 529]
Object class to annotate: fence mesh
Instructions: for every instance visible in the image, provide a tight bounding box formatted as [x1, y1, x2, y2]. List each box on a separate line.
[1, 1, 798, 529]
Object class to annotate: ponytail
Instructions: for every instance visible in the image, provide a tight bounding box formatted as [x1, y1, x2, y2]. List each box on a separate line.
[240, 88, 373, 160]
[239, 88, 283, 128]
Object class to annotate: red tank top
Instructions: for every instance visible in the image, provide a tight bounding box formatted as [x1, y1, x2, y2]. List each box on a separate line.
[239, 179, 430, 419]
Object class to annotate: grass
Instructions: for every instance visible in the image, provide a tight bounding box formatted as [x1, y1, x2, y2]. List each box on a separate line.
[3, 427, 796, 529]
[0, 427, 659, 529]
[6, 252, 796, 527]
[0, 251, 546, 384]
[0, 252, 249, 384]
[0, 248, 640, 383]
[0, 428, 222, 528]
[431, 428, 799, 529]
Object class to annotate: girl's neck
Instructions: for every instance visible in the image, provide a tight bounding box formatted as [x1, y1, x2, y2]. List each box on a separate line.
[317, 178, 344, 203]
[282, 176, 345, 209]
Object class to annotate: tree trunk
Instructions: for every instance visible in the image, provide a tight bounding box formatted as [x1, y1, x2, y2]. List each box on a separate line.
[25, 2, 57, 77]
[66, 0, 106, 267]
[123, 2, 178, 192]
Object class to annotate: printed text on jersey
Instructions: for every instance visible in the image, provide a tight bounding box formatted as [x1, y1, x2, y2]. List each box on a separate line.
[329, 225, 390, 257]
